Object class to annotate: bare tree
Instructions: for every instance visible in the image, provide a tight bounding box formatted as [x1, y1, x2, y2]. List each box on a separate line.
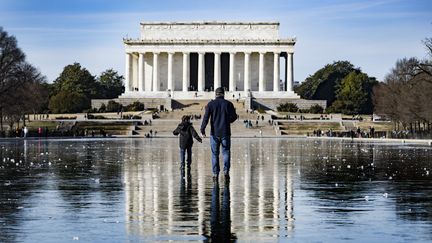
[0, 27, 48, 134]
[374, 56, 432, 136]
[0, 27, 26, 96]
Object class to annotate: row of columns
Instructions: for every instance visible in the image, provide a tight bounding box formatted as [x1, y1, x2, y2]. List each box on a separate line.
[125, 52, 294, 93]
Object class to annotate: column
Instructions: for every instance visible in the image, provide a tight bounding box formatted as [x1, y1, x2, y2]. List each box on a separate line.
[229, 52, 235, 92]
[214, 52, 221, 89]
[198, 52, 204, 92]
[125, 53, 132, 92]
[152, 52, 159, 91]
[182, 52, 189, 92]
[167, 52, 174, 91]
[273, 52, 279, 92]
[287, 52, 294, 92]
[138, 52, 145, 92]
[244, 52, 251, 92]
[258, 52, 265, 92]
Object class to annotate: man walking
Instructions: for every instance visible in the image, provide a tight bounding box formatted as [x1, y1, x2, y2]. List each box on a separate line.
[201, 87, 238, 183]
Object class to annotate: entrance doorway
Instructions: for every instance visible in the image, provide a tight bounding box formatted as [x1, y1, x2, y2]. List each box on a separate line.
[221, 53, 229, 90]
[204, 53, 214, 91]
[189, 53, 198, 91]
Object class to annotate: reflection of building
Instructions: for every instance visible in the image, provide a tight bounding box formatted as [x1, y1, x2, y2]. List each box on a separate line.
[123, 139, 295, 239]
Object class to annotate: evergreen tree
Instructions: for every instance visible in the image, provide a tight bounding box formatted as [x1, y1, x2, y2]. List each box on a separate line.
[295, 61, 356, 106]
[52, 62, 98, 98]
[331, 71, 377, 114]
[97, 69, 124, 99]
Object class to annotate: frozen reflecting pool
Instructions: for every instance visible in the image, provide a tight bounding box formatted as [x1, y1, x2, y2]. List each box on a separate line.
[1, 138, 432, 242]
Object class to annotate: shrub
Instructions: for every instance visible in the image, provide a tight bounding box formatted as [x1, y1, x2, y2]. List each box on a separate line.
[106, 100, 122, 112]
[257, 107, 266, 114]
[125, 101, 144, 112]
[99, 103, 106, 113]
[309, 104, 324, 114]
[87, 114, 106, 119]
[276, 103, 299, 112]
[55, 116, 77, 120]
[49, 91, 90, 113]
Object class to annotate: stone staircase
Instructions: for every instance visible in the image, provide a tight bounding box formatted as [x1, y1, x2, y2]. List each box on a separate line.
[157, 99, 263, 121]
[276, 120, 344, 136]
[129, 98, 278, 137]
[341, 121, 356, 131]
[131, 117, 277, 137]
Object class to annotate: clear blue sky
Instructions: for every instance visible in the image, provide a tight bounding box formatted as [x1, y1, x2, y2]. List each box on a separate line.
[1, 0, 431, 82]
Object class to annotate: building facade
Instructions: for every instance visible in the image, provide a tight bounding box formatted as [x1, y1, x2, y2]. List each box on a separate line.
[121, 21, 300, 100]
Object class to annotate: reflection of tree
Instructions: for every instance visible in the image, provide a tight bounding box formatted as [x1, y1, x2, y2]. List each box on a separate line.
[299, 142, 374, 209]
[0, 140, 45, 242]
[209, 182, 236, 242]
[51, 140, 124, 211]
[52, 142, 94, 211]
[299, 140, 432, 230]
[393, 182, 432, 222]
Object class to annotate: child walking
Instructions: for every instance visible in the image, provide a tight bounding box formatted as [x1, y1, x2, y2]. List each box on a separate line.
[173, 115, 202, 171]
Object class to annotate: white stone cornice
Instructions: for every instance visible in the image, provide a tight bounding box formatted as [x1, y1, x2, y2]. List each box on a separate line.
[125, 45, 295, 56]
[124, 38, 296, 44]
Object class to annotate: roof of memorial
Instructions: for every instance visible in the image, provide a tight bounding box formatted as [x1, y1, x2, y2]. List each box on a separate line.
[140, 21, 280, 25]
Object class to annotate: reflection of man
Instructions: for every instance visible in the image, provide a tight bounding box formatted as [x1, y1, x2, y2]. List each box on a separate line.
[210, 182, 236, 242]
[200, 87, 238, 182]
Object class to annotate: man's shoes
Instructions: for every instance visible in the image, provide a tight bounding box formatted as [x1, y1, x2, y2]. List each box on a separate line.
[224, 171, 230, 183]
[212, 174, 218, 184]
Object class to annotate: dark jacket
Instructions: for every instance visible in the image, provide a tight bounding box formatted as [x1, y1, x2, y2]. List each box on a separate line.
[173, 121, 202, 149]
[200, 96, 238, 137]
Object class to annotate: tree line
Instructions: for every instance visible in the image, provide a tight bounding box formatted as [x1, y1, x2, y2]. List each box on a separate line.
[373, 38, 432, 134]
[0, 27, 124, 133]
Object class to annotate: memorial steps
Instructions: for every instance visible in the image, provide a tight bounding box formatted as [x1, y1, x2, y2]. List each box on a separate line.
[130, 99, 277, 137]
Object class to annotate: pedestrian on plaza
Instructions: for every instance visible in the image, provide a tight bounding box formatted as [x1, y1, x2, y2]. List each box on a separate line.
[173, 115, 202, 172]
[23, 126, 28, 138]
[38, 127, 42, 137]
[201, 87, 238, 183]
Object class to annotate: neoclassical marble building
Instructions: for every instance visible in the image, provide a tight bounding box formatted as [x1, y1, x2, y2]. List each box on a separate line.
[121, 21, 300, 99]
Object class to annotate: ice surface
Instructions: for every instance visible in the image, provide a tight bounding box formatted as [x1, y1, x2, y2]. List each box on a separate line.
[0, 138, 431, 242]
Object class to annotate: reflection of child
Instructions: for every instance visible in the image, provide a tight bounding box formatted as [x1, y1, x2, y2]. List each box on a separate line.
[173, 115, 202, 171]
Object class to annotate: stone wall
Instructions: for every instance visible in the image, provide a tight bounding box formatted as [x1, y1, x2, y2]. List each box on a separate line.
[252, 98, 327, 110]
[93, 97, 325, 112]
[91, 98, 171, 110]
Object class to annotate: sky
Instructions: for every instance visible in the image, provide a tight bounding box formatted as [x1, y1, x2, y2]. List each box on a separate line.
[0, 0, 431, 83]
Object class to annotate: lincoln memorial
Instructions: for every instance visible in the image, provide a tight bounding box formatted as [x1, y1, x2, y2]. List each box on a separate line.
[120, 21, 300, 100]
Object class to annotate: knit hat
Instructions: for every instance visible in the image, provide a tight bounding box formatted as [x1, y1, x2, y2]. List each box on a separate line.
[215, 87, 224, 97]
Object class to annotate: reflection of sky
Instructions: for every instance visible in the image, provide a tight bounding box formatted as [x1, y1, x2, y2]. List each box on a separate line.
[0, 138, 431, 242]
